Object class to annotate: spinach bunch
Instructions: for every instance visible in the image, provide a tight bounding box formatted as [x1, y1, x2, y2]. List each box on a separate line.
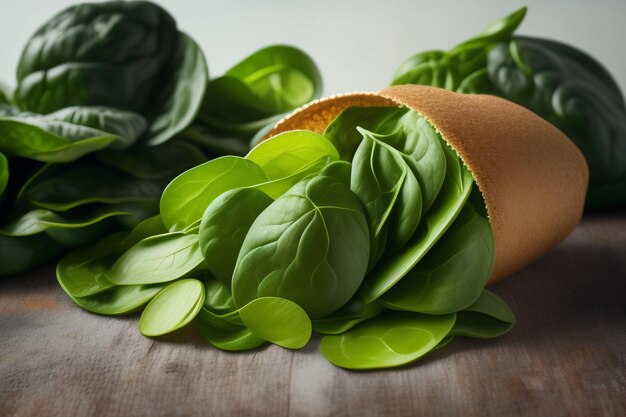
[392, 7, 626, 209]
[57, 106, 514, 370]
[0, 1, 322, 275]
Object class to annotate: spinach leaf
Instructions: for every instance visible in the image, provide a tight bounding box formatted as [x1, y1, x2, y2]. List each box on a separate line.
[198, 45, 322, 138]
[15, 1, 207, 146]
[107, 232, 204, 285]
[244, 130, 340, 197]
[97, 140, 206, 181]
[69, 284, 164, 315]
[146, 33, 208, 145]
[393, 7, 626, 208]
[22, 164, 162, 212]
[380, 199, 494, 314]
[199, 188, 273, 283]
[320, 311, 455, 369]
[0, 152, 7, 197]
[0, 113, 125, 163]
[358, 141, 473, 302]
[324, 107, 403, 160]
[351, 128, 422, 267]
[160, 156, 269, 231]
[312, 298, 385, 335]
[0, 207, 134, 237]
[232, 175, 370, 319]
[449, 290, 516, 339]
[0, 233, 64, 276]
[56, 232, 124, 298]
[195, 320, 265, 351]
[239, 297, 312, 349]
[139, 279, 205, 336]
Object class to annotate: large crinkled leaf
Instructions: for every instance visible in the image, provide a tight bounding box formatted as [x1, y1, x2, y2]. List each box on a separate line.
[160, 156, 269, 231]
[0, 233, 64, 276]
[320, 311, 456, 369]
[232, 175, 370, 319]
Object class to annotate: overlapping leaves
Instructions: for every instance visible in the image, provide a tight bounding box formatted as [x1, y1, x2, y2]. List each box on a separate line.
[57, 106, 514, 370]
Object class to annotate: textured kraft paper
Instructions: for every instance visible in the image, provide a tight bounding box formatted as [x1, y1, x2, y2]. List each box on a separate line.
[263, 85, 589, 284]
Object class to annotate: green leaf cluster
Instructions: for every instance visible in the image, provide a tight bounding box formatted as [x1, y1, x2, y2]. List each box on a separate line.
[1, 1, 322, 275]
[392, 7, 626, 209]
[58, 106, 514, 370]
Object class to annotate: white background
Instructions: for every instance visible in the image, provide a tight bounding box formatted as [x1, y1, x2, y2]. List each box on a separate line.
[1, 0, 625, 96]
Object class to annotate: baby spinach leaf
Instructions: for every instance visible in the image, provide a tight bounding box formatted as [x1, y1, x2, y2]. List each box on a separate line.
[139, 279, 205, 337]
[358, 141, 473, 302]
[97, 140, 207, 181]
[0, 232, 64, 276]
[232, 175, 370, 319]
[198, 45, 322, 138]
[0, 83, 10, 104]
[107, 232, 204, 285]
[244, 130, 340, 198]
[160, 156, 269, 231]
[69, 284, 164, 315]
[351, 128, 422, 267]
[320, 311, 455, 369]
[199, 188, 273, 283]
[239, 297, 312, 349]
[319, 160, 352, 188]
[146, 33, 208, 145]
[380, 200, 494, 314]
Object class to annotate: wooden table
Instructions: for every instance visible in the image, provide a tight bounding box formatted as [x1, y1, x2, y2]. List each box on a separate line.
[1, 212, 624, 417]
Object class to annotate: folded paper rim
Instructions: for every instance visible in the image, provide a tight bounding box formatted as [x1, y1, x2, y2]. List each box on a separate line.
[262, 85, 588, 284]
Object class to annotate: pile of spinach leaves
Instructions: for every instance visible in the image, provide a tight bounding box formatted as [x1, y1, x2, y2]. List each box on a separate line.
[392, 7, 626, 209]
[0, 1, 322, 275]
[58, 105, 515, 370]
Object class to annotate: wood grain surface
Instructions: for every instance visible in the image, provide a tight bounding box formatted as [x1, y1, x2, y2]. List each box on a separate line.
[1, 212, 624, 417]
